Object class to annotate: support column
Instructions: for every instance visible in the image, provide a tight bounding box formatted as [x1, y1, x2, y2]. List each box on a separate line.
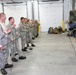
[72, 0, 75, 10]
[31, 0, 34, 20]
[26, 2, 28, 18]
[2, 3, 4, 13]
[38, 1, 40, 21]
[62, 0, 65, 31]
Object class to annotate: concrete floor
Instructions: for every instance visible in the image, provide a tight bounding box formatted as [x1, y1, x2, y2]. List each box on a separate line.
[1, 32, 76, 75]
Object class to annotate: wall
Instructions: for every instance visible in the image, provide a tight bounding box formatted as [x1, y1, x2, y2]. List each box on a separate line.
[27, 1, 32, 20]
[0, 4, 2, 12]
[75, 2, 76, 10]
[1, 1, 72, 32]
[33, 1, 39, 20]
[4, 4, 27, 27]
[63, 0, 72, 29]
[64, 0, 72, 22]
[0, 1, 63, 32]
[39, 2, 63, 32]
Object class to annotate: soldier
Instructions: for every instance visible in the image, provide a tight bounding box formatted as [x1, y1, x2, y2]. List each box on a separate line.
[19, 17, 27, 52]
[23, 18, 29, 48]
[34, 20, 40, 38]
[25, 19, 35, 48]
[7, 17, 26, 62]
[0, 13, 13, 75]
[30, 20, 35, 40]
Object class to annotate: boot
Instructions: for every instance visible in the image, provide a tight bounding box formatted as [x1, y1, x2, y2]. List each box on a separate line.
[19, 56, 26, 60]
[12, 58, 18, 62]
[31, 44, 35, 47]
[1, 68, 7, 75]
[22, 48, 27, 52]
[4, 63, 13, 69]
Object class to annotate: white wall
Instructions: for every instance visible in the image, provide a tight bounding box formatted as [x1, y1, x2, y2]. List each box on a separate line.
[4, 5, 27, 27]
[3, 1, 71, 32]
[63, 0, 72, 29]
[27, 1, 32, 20]
[75, 2, 76, 10]
[39, 2, 63, 32]
[27, 1, 39, 20]
[64, 0, 72, 22]
[33, 1, 39, 20]
[0, 4, 2, 12]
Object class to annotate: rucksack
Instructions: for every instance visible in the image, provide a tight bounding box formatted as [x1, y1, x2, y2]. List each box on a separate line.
[58, 26, 62, 33]
[53, 27, 59, 34]
[48, 27, 53, 34]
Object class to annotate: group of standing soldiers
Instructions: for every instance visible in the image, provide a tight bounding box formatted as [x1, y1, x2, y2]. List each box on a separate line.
[0, 13, 40, 75]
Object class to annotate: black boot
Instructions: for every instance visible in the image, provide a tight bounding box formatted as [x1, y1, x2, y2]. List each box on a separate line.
[31, 44, 35, 47]
[22, 48, 27, 52]
[4, 63, 13, 69]
[32, 37, 35, 40]
[19, 56, 26, 60]
[15, 53, 18, 56]
[12, 58, 18, 62]
[1, 68, 7, 75]
[24, 47, 28, 50]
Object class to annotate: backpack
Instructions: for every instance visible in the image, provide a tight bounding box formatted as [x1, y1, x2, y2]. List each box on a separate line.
[53, 27, 59, 34]
[58, 26, 62, 33]
[48, 27, 53, 34]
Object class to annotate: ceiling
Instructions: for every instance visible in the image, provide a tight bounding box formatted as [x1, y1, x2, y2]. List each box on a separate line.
[0, 0, 63, 4]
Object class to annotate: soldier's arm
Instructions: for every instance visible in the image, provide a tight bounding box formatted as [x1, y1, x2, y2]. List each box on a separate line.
[0, 44, 5, 50]
[0, 39, 4, 50]
[6, 25, 12, 34]
[19, 23, 22, 28]
[0, 26, 5, 39]
[0, 26, 5, 50]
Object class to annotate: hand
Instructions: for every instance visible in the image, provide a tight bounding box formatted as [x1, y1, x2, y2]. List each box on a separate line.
[7, 30, 11, 34]
[11, 39, 14, 42]
[0, 45, 5, 50]
[11, 24, 16, 29]
[5, 30, 11, 34]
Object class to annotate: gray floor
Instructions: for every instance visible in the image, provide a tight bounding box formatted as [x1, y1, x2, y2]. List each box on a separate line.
[1, 32, 76, 75]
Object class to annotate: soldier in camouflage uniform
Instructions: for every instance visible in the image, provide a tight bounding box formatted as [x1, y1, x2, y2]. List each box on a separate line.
[19, 17, 27, 52]
[0, 13, 13, 75]
[34, 20, 39, 38]
[24, 19, 35, 48]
